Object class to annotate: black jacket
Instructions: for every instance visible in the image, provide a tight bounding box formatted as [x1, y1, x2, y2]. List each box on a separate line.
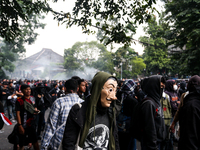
[1, 88, 9, 100]
[0, 101, 4, 130]
[62, 99, 120, 150]
[179, 91, 200, 150]
[141, 75, 165, 150]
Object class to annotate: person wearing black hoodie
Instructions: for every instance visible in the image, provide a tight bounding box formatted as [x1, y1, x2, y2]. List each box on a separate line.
[178, 81, 187, 98]
[62, 72, 121, 150]
[140, 75, 166, 150]
[164, 79, 180, 149]
[165, 80, 180, 117]
[178, 75, 200, 150]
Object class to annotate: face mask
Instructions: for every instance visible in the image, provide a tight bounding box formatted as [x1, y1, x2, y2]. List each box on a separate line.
[62, 90, 65, 92]
[173, 85, 178, 91]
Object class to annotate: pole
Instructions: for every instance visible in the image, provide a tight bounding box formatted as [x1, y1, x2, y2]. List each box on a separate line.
[121, 61, 122, 80]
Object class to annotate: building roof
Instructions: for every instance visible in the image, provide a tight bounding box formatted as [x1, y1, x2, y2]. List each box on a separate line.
[24, 48, 64, 67]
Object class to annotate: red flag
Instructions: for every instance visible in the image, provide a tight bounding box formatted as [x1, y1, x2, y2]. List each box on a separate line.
[0, 113, 12, 125]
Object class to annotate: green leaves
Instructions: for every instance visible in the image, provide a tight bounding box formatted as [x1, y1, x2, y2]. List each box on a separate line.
[0, 13, 46, 78]
[0, 0, 49, 42]
[51, 0, 157, 46]
[140, 15, 171, 75]
[165, 0, 200, 75]
[63, 41, 145, 78]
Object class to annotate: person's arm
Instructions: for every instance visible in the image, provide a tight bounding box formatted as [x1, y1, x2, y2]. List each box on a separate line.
[170, 93, 185, 132]
[16, 111, 25, 134]
[40, 102, 60, 150]
[141, 101, 158, 150]
[16, 90, 23, 96]
[49, 89, 55, 96]
[15, 101, 25, 135]
[62, 104, 81, 150]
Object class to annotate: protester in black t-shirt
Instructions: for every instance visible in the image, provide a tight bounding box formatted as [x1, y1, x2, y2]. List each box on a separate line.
[15, 84, 39, 150]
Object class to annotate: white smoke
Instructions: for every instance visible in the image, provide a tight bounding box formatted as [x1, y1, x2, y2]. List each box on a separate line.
[52, 66, 99, 80]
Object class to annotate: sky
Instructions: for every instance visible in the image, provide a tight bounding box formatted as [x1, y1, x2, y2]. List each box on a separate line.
[25, 1, 164, 58]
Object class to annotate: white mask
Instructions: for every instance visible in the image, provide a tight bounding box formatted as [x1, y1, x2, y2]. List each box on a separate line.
[173, 85, 178, 91]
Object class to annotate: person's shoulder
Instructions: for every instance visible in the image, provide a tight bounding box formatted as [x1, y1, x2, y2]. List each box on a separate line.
[16, 97, 23, 105]
[163, 92, 170, 99]
[141, 97, 157, 108]
[70, 102, 84, 115]
[65, 93, 82, 100]
[17, 97, 23, 101]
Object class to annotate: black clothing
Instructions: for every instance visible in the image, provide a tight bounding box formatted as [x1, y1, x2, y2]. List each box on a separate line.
[1, 87, 9, 100]
[15, 97, 35, 127]
[140, 75, 165, 150]
[178, 81, 187, 97]
[62, 98, 120, 150]
[48, 88, 57, 102]
[179, 91, 200, 150]
[165, 80, 179, 117]
[18, 126, 38, 147]
[84, 110, 110, 149]
[135, 88, 146, 102]
[0, 101, 4, 130]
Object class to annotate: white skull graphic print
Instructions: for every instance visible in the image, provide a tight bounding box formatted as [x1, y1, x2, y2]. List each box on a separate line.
[83, 124, 109, 150]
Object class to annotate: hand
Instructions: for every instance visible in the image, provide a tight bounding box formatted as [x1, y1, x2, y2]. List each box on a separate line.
[34, 108, 40, 114]
[170, 122, 175, 133]
[18, 125, 25, 135]
[2, 92, 6, 94]
[52, 94, 55, 96]
[38, 94, 41, 98]
[28, 143, 32, 149]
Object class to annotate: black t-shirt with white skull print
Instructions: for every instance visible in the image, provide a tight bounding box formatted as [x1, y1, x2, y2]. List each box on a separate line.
[83, 112, 110, 150]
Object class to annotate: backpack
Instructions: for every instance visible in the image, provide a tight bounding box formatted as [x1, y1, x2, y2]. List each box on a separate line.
[8, 124, 19, 144]
[43, 91, 53, 108]
[130, 97, 158, 141]
[116, 94, 138, 132]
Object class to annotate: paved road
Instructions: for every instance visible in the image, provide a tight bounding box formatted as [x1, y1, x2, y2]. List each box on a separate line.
[0, 108, 178, 150]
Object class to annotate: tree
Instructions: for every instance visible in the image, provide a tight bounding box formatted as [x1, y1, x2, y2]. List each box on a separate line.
[130, 57, 146, 78]
[96, 18, 137, 48]
[113, 46, 139, 79]
[0, 14, 46, 78]
[0, 0, 48, 42]
[51, 0, 157, 46]
[63, 41, 113, 75]
[139, 15, 171, 75]
[92, 51, 115, 74]
[164, 0, 200, 75]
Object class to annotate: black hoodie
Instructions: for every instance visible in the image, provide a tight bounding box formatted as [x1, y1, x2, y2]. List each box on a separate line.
[178, 81, 187, 97]
[179, 75, 200, 150]
[141, 75, 165, 150]
[165, 79, 179, 117]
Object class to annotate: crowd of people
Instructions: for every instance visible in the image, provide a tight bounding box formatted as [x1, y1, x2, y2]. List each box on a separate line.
[0, 73, 199, 150]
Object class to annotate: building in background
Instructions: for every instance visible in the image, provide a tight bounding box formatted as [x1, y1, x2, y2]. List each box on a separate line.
[11, 48, 64, 79]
